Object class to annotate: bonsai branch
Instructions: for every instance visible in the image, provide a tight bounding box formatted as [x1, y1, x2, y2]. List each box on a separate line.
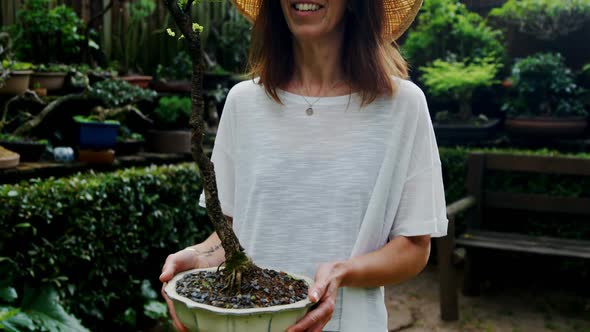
[12, 93, 87, 137]
[163, 0, 257, 289]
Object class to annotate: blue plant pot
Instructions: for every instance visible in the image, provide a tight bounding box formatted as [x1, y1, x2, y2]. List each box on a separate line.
[78, 122, 120, 149]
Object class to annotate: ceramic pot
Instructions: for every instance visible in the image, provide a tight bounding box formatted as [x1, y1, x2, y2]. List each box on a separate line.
[78, 122, 120, 149]
[0, 140, 47, 162]
[164, 267, 314, 332]
[0, 149, 19, 169]
[30, 72, 67, 91]
[0, 71, 33, 95]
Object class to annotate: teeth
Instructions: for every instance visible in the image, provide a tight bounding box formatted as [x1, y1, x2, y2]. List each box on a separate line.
[294, 3, 321, 11]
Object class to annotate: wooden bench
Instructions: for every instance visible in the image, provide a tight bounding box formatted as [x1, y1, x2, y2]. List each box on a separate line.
[435, 152, 590, 321]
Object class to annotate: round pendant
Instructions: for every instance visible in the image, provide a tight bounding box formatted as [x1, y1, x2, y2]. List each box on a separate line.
[306, 107, 314, 116]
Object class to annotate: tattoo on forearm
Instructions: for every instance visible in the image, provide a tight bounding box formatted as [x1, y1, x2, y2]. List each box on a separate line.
[203, 244, 222, 254]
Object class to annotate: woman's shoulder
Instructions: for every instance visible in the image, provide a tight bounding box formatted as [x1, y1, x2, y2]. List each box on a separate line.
[226, 77, 264, 100]
[391, 76, 426, 103]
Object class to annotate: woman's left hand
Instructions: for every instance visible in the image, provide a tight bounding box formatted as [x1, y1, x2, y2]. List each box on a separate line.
[286, 261, 349, 332]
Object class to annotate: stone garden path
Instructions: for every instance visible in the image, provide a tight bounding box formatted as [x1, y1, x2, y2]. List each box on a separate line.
[385, 265, 590, 332]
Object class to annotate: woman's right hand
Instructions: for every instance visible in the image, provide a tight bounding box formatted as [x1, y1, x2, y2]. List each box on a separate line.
[160, 248, 204, 332]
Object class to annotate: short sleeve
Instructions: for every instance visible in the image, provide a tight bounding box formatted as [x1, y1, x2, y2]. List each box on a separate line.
[388, 87, 448, 240]
[198, 94, 236, 217]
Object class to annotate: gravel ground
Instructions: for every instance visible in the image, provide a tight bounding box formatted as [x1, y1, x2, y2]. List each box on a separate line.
[385, 265, 590, 332]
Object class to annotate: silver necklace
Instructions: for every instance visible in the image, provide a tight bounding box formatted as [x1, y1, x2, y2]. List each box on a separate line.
[299, 80, 344, 116]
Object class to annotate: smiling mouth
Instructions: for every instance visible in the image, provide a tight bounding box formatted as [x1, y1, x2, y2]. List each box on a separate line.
[292, 2, 324, 12]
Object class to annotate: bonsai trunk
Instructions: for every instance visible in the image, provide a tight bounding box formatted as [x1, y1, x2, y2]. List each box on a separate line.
[163, 0, 256, 289]
[457, 91, 473, 122]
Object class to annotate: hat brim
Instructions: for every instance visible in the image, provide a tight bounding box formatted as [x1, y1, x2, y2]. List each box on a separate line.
[230, 0, 423, 41]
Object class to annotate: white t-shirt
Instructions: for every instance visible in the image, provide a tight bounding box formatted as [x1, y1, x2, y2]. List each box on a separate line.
[198, 77, 448, 331]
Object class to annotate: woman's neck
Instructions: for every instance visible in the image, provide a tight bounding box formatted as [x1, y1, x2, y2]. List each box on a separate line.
[287, 29, 351, 97]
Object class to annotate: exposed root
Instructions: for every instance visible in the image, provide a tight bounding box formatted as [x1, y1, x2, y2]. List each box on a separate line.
[220, 251, 262, 295]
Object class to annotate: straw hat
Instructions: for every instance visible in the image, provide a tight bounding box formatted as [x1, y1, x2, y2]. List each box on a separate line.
[231, 0, 423, 41]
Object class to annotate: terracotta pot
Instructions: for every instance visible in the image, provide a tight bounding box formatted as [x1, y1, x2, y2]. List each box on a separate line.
[30, 72, 67, 91]
[505, 116, 588, 138]
[33, 88, 47, 97]
[121, 75, 153, 89]
[78, 149, 116, 165]
[164, 267, 314, 332]
[145, 130, 191, 154]
[0, 71, 33, 95]
[150, 80, 191, 93]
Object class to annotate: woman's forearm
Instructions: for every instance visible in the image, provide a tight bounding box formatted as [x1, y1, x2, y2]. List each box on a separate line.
[340, 235, 431, 288]
[185, 216, 232, 267]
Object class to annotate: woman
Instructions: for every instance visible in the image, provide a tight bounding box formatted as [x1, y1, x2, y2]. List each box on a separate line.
[160, 0, 448, 331]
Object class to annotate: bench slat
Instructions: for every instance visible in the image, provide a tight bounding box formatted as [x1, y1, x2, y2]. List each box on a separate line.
[483, 153, 590, 176]
[456, 230, 590, 258]
[485, 191, 590, 216]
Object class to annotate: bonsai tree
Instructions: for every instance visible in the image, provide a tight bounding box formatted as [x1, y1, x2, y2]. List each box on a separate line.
[163, 0, 257, 290]
[490, 0, 590, 40]
[502, 53, 587, 118]
[420, 57, 501, 122]
[402, 0, 506, 79]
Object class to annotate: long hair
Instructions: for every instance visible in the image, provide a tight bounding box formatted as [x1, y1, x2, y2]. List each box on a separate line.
[247, 0, 409, 106]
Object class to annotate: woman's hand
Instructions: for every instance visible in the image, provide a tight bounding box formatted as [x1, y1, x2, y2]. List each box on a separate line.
[286, 261, 349, 332]
[159, 248, 203, 332]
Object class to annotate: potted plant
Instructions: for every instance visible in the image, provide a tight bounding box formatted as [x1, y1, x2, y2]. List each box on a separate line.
[0, 60, 34, 95]
[0, 92, 49, 161]
[30, 64, 70, 92]
[161, 1, 313, 331]
[146, 96, 193, 154]
[502, 53, 588, 138]
[76, 79, 155, 154]
[11, 0, 85, 64]
[118, 0, 157, 88]
[420, 57, 502, 144]
[116, 126, 145, 156]
[152, 51, 192, 93]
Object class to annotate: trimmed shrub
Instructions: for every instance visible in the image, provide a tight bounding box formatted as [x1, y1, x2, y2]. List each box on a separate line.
[0, 163, 212, 331]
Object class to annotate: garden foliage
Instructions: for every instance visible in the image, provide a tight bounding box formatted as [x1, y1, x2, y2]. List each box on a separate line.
[502, 53, 588, 118]
[402, 0, 506, 75]
[12, 0, 85, 64]
[0, 164, 212, 330]
[490, 0, 590, 40]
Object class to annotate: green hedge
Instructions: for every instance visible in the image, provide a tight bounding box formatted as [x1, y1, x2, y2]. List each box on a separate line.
[0, 164, 212, 331]
[440, 147, 590, 240]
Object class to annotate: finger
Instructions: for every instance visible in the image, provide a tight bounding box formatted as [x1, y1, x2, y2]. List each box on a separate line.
[162, 283, 188, 332]
[159, 257, 177, 282]
[286, 297, 335, 332]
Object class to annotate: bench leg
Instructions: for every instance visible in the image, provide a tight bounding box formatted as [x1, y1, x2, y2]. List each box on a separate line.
[437, 218, 458, 321]
[463, 248, 481, 296]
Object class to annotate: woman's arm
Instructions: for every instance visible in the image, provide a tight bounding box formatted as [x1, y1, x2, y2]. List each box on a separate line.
[341, 234, 431, 287]
[286, 235, 431, 332]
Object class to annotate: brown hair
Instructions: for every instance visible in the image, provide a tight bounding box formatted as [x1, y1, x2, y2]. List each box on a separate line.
[247, 0, 409, 106]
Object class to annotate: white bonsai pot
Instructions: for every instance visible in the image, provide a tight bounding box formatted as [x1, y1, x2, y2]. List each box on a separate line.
[164, 267, 314, 332]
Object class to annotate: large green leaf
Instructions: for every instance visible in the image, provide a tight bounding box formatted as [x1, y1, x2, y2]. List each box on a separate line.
[0, 287, 17, 303]
[21, 286, 90, 332]
[143, 301, 167, 320]
[0, 307, 35, 332]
